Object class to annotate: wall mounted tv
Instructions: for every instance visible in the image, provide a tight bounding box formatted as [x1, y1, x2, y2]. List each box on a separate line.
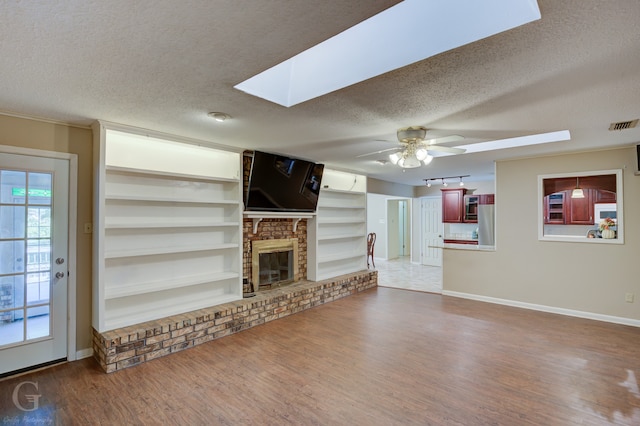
[245, 151, 324, 212]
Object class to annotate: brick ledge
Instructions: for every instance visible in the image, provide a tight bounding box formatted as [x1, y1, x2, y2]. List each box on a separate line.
[93, 270, 377, 373]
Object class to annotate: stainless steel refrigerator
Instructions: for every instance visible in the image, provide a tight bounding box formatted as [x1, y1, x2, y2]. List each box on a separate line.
[477, 204, 495, 246]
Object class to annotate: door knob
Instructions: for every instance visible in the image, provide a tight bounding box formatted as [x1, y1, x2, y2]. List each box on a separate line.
[55, 272, 65, 279]
[56, 258, 65, 264]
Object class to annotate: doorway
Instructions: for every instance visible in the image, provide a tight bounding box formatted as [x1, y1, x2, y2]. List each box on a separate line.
[386, 198, 410, 260]
[0, 150, 73, 376]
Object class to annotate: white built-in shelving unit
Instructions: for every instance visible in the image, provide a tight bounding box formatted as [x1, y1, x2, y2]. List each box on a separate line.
[92, 122, 243, 332]
[307, 169, 367, 281]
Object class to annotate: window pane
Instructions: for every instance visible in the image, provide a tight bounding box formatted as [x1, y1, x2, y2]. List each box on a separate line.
[26, 239, 50, 272]
[0, 309, 25, 346]
[0, 170, 26, 204]
[0, 240, 25, 274]
[0, 275, 24, 309]
[27, 207, 51, 238]
[26, 272, 50, 305]
[27, 173, 52, 206]
[0, 206, 25, 239]
[26, 305, 49, 340]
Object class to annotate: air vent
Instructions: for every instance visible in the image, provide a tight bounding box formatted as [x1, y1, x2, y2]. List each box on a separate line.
[609, 119, 638, 131]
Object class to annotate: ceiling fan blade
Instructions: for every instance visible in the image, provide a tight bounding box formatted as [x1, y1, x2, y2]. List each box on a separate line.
[427, 145, 466, 154]
[425, 134, 465, 145]
[356, 147, 400, 158]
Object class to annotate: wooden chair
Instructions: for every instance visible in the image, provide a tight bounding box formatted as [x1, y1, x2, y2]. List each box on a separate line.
[367, 232, 376, 268]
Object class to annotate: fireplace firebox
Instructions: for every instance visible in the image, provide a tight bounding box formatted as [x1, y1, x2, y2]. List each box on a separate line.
[251, 238, 299, 291]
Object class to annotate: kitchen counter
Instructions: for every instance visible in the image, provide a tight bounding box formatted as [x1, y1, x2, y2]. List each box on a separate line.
[430, 243, 496, 251]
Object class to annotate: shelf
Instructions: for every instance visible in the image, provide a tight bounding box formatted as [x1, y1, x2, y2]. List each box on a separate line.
[106, 165, 239, 182]
[105, 194, 239, 204]
[105, 271, 239, 299]
[318, 233, 363, 241]
[104, 292, 241, 331]
[104, 219, 239, 229]
[317, 203, 365, 209]
[319, 187, 365, 195]
[317, 252, 364, 264]
[318, 218, 365, 224]
[104, 242, 238, 259]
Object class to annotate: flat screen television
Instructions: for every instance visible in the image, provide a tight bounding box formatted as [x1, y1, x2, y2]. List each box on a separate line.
[245, 151, 324, 212]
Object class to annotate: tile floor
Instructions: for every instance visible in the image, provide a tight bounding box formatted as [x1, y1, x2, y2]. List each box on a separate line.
[373, 256, 442, 293]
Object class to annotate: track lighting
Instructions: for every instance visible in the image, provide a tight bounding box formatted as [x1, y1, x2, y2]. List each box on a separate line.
[423, 175, 470, 187]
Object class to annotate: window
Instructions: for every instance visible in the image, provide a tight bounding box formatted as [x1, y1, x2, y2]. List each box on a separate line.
[538, 169, 623, 244]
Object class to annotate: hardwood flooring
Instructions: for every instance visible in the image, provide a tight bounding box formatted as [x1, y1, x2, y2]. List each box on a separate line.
[1, 287, 639, 425]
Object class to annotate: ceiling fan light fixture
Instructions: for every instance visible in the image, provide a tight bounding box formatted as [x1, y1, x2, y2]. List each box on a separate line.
[389, 152, 401, 164]
[415, 147, 428, 161]
[422, 154, 433, 165]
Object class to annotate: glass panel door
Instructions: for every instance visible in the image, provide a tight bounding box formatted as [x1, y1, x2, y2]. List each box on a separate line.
[0, 171, 53, 346]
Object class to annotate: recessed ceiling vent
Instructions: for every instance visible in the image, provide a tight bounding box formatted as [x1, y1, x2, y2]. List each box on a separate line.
[609, 119, 638, 131]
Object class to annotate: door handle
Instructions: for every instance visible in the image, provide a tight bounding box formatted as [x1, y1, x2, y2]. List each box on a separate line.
[55, 271, 65, 279]
[56, 258, 65, 265]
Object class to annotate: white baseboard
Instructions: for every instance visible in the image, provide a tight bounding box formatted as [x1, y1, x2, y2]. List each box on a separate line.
[76, 348, 94, 360]
[442, 290, 640, 328]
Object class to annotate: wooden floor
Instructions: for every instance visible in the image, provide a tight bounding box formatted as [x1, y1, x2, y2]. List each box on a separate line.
[1, 287, 639, 425]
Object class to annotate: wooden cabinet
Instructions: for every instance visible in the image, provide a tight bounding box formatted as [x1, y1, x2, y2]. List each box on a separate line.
[545, 189, 617, 225]
[544, 192, 566, 224]
[442, 188, 465, 223]
[567, 189, 594, 224]
[595, 190, 616, 203]
[442, 190, 494, 223]
[463, 194, 479, 223]
[479, 194, 495, 205]
[92, 123, 243, 332]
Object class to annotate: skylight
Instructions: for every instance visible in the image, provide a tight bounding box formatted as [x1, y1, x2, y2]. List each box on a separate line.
[455, 130, 571, 154]
[234, 0, 541, 107]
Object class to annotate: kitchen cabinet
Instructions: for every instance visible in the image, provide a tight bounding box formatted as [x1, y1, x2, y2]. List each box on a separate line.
[595, 189, 616, 203]
[567, 189, 593, 224]
[545, 189, 617, 225]
[463, 194, 479, 223]
[479, 194, 495, 205]
[442, 188, 465, 223]
[544, 192, 566, 224]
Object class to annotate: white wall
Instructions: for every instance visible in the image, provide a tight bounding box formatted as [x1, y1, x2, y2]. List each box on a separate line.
[367, 193, 412, 260]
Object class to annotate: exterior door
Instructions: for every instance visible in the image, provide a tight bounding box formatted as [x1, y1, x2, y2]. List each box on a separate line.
[0, 152, 69, 376]
[421, 197, 443, 266]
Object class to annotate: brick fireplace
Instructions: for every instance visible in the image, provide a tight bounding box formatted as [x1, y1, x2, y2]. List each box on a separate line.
[242, 217, 307, 293]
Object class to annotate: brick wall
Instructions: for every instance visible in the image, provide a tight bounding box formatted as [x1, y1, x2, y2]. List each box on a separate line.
[93, 270, 378, 373]
[242, 218, 307, 291]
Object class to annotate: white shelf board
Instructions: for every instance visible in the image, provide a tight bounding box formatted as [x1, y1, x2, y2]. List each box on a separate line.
[317, 203, 365, 209]
[105, 194, 239, 204]
[105, 271, 240, 300]
[317, 218, 365, 224]
[317, 252, 365, 264]
[106, 165, 239, 183]
[104, 242, 239, 259]
[104, 219, 239, 229]
[318, 233, 364, 241]
[104, 293, 241, 331]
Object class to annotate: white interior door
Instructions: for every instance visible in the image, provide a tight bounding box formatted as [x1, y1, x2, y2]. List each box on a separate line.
[0, 152, 69, 376]
[421, 197, 443, 266]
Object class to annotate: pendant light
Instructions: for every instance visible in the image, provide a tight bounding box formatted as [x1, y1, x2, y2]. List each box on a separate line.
[571, 177, 585, 198]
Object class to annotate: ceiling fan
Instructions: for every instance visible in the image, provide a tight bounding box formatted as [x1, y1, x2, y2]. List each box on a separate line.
[358, 126, 466, 168]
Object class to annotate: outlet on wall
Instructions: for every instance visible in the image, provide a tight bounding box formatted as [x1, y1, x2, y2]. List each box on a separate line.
[625, 293, 634, 303]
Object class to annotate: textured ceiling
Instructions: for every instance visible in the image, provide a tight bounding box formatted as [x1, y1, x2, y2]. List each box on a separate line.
[0, 0, 639, 185]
